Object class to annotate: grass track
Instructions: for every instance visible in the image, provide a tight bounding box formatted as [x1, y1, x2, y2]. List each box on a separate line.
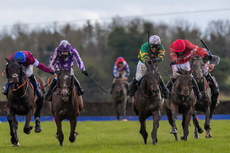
[0, 120, 229, 153]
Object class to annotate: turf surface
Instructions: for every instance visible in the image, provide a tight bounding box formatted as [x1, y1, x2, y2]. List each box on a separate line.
[0, 120, 229, 153]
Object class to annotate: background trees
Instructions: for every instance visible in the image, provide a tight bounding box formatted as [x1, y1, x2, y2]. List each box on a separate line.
[1, 18, 230, 102]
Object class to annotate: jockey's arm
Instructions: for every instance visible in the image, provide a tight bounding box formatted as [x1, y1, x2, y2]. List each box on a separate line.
[33, 59, 53, 74]
[124, 63, 130, 78]
[113, 64, 118, 78]
[72, 48, 86, 72]
[49, 50, 58, 72]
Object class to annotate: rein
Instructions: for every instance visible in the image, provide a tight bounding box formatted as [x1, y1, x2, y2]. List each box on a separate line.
[12, 72, 28, 92]
[47, 74, 58, 86]
[203, 64, 214, 72]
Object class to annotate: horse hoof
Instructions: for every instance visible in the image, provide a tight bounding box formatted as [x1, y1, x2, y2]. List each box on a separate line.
[205, 133, 212, 138]
[35, 125, 42, 133]
[24, 127, 32, 134]
[12, 142, 20, 147]
[180, 136, 187, 141]
[198, 127, 203, 133]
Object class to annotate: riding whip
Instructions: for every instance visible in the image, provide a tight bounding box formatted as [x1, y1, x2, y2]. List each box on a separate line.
[86, 74, 111, 95]
[200, 40, 212, 55]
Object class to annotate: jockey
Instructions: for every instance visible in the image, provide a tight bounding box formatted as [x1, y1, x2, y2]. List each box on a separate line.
[128, 35, 169, 98]
[167, 39, 219, 99]
[2, 51, 53, 98]
[111, 57, 130, 91]
[202, 48, 220, 109]
[45, 40, 88, 101]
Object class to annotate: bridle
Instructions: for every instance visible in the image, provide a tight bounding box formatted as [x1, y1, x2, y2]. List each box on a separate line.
[173, 75, 193, 101]
[6, 63, 29, 97]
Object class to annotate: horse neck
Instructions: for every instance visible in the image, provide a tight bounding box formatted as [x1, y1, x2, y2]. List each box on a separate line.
[140, 77, 151, 96]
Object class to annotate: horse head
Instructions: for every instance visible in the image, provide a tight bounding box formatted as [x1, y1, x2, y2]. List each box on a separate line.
[57, 67, 73, 101]
[112, 76, 124, 98]
[176, 69, 193, 99]
[5, 57, 24, 85]
[145, 60, 160, 96]
[191, 56, 204, 80]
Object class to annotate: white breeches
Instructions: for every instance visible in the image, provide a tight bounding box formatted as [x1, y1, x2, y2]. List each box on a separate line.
[25, 65, 33, 77]
[135, 61, 147, 81]
[172, 61, 191, 78]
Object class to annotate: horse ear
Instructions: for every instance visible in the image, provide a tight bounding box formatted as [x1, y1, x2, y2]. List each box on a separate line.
[5, 58, 11, 63]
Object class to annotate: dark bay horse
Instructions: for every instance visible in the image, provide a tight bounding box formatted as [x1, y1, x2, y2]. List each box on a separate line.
[191, 56, 212, 138]
[51, 68, 83, 146]
[5, 58, 44, 146]
[134, 61, 162, 145]
[163, 69, 196, 141]
[111, 77, 128, 120]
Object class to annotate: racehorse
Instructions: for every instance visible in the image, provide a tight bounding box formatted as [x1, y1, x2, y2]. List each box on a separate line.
[5, 58, 44, 146]
[134, 61, 162, 145]
[111, 77, 128, 120]
[50, 67, 83, 146]
[191, 56, 212, 138]
[163, 69, 196, 141]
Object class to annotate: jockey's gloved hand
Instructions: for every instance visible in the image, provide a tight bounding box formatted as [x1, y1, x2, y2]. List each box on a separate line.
[82, 70, 89, 76]
[152, 58, 158, 63]
[55, 70, 60, 74]
[170, 60, 177, 66]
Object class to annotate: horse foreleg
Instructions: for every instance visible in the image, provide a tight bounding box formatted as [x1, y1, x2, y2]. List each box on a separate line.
[24, 109, 33, 135]
[123, 99, 127, 120]
[139, 112, 148, 144]
[204, 107, 212, 138]
[34, 98, 44, 133]
[55, 116, 64, 146]
[151, 110, 161, 145]
[181, 108, 192, 141]
[192, 109, 203, 139]
[69, 118, 78, 143]
[115, 102, 120, 120]
[7, 110, 19, 146]
[170, 103, 178, 141]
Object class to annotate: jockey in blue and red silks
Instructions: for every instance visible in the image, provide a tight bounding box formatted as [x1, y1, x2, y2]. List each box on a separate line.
[45, 40, 88, 101]
[111, 57, 130, 92]
[2, 51, 53, 98]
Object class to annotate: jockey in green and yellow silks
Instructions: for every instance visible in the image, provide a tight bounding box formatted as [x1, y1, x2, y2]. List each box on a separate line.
[128, 35, 169, 98]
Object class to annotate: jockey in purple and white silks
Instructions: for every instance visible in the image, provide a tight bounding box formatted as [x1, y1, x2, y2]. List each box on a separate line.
[45, 40, 88, 101]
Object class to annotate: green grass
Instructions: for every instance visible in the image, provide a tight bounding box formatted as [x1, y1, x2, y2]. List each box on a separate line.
[0, 120, 229, 153]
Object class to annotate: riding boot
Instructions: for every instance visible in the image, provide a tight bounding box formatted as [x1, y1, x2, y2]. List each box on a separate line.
[44, 79, 57, 101]
[166, 78, 177, 91]
[128, 78, 138, 97]
[159, 76, 169, 99]
[2, 82, 9, 95]
[205, 73, 219, 115]
[205, 73, 219, 94]
[192, 77, 202, 100]
[73, 76, 85, 96]
[29, 74, 43, 98]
